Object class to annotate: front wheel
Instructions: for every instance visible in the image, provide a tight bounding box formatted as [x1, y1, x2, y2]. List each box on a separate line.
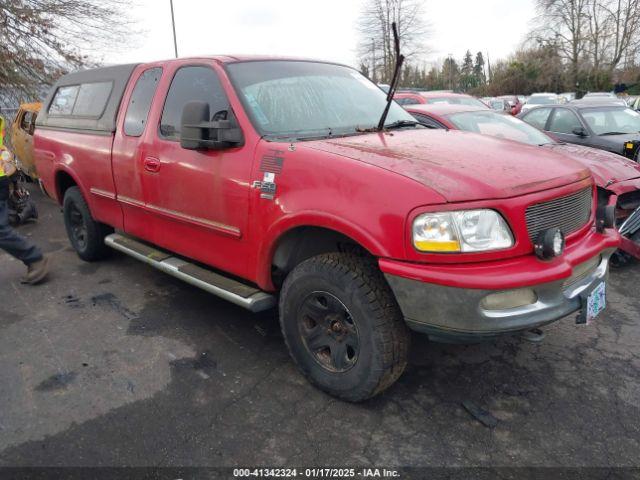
[63, 187, 112, 262]
[279, 253, 410, 402]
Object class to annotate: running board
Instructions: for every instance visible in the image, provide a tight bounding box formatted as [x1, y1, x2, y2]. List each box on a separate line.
[104, 233, 276, 312]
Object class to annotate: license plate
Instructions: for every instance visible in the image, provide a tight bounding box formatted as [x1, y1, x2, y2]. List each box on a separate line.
[577, 282, 606, 325]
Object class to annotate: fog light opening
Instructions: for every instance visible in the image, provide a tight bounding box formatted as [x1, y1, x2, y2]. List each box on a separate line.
[481, 289, 538, 311]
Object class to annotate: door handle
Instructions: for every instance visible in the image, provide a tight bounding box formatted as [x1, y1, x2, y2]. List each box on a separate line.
[144, 157, 161, 173]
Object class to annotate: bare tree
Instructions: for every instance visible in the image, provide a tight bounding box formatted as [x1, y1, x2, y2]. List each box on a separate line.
[0, 0, 133, 106]
[357, 0, 429, 84]
[531, 0, 590, 88]
[597, 0, 640, 70]
[531, 0, 640, 90]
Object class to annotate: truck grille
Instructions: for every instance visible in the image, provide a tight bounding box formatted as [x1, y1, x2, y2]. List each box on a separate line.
[526, 188, 593, 242]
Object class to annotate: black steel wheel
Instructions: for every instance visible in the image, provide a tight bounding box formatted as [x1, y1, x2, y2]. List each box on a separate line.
[299, 291, 360, 373]
[279, 253, 410, 402]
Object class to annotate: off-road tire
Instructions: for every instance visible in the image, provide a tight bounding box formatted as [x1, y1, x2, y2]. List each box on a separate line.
[279, 253, 410, 402]
[63, 187, 112, 262]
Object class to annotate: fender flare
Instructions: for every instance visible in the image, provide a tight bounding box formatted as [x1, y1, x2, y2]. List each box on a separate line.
[255, 211, 390, 290]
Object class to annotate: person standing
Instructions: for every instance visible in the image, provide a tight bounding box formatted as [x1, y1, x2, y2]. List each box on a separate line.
[0, 146, 49, 284]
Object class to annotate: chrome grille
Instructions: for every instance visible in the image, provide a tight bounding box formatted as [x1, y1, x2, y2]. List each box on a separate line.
[526, 188, 593, 242]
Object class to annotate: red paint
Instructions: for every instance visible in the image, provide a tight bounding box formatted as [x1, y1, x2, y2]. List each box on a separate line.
[34, 56, 620, 294]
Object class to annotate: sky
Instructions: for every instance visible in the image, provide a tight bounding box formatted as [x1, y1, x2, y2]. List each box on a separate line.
[103, 0, 536, 68]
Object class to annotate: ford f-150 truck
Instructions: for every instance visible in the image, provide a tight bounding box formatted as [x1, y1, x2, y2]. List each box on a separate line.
[35, 57, 620, 401]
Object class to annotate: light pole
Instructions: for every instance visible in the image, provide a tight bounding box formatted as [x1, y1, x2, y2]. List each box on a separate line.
[170, 0, 178, 58]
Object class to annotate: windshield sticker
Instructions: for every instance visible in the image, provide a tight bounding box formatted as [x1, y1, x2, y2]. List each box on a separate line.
[260, 149, 285, 174]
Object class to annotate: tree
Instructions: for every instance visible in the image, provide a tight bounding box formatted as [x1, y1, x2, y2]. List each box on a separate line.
[531, 0, 640, 91]
[474, 51, 486, 84]
[0, 0, 132, 105]
[531, 0, 590, 88]
[357, 0, 430, 84]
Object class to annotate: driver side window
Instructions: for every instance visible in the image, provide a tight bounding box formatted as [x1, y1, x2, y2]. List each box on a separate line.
[549, 109, 582, 134]
[523, 108, 551, 130]
[160, 66, 229, 140]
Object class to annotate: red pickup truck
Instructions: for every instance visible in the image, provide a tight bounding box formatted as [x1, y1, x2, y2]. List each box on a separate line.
[35, 57, 619, 401]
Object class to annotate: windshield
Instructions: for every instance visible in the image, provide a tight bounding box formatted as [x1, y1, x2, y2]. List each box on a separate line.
[528, 96, 557, 105]
[425, 96, 487, 108]
[447, 110, 553, 146]
[226, 61, 415, 140]
[490, 100, 505, 110]
[581, 107, 640, 135]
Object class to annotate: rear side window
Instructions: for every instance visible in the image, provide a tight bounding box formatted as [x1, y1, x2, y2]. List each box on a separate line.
[523, 107, 552, 130]
[124, 67, 162, 137]
[49, 86, 79, 116]
[396, 97, 420, 106]
[48, 82, 112, 118]
[411, 113, 444, 129]
[160, 66, 229, 140]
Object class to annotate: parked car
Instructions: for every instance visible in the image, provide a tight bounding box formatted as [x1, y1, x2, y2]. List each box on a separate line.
[394, 91, 487, 108]
[572, 97, 628, 107]
[521, 93, 561, 113]
[519, 102, 640, 161]
[584, 92, 618, 100]
[10, 102, 41, 179]
[487, 98, 508, 112]
[35, 57, 619, 401]
[498, 95, 523, 115]
[406, 103, 640, 262]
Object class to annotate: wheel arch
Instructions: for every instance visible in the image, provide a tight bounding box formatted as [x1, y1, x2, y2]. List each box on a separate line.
[258, 214, 390, 291]
[54, 167, 84, 205]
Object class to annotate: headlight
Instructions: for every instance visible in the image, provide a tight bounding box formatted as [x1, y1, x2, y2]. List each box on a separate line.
[413, 209, 514, 253]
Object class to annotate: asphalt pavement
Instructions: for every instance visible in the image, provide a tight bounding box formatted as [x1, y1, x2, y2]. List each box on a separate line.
[1, 186, 639, 471]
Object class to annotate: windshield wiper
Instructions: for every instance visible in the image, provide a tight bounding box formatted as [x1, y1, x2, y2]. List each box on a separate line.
[600, 131, 627, 136]
[376, 22, 404, 132]
[384, 120, 422, 130]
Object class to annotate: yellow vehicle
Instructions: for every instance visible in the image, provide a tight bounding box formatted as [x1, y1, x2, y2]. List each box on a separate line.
[10, 102, 42, 179]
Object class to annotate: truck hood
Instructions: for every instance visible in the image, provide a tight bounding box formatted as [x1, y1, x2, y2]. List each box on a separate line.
[302, 129, 591, 202]
[543, 143, 640, 188]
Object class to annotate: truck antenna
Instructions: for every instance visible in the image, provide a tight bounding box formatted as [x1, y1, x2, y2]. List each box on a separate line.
[377, 22, 404, 131]
[170, 0, 179, 58]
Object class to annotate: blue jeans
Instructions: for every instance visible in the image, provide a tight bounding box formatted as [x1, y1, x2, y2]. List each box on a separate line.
[0, 191, 43, 266]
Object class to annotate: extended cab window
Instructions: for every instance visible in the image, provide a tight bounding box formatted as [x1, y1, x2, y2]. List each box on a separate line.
[124, 67, 162, 137]
[48, 82, 112, 117]
[160, 66, 228, 140]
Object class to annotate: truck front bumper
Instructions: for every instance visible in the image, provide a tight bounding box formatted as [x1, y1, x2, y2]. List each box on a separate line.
[380, 231, 618, 342]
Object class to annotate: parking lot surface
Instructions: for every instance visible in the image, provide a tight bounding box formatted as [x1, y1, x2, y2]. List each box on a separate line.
[1, 188, 639, 469]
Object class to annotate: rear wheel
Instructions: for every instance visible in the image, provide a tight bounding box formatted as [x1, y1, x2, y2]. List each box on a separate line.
[279, 253, 410, 402]
[63, 187, 112, 261]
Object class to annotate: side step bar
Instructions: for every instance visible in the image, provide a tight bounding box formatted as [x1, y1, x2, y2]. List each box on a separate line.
[104, 233, 276, 312]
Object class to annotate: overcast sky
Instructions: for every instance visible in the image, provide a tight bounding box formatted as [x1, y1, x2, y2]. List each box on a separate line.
[105, 0, 536, 68]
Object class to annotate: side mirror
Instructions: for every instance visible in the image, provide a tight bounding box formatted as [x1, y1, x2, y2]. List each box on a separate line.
[572, 126, 588, 137]
[180, 101, 244, 150]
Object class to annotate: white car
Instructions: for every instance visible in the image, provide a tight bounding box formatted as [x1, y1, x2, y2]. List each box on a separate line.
[520, 93, 561, 113]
